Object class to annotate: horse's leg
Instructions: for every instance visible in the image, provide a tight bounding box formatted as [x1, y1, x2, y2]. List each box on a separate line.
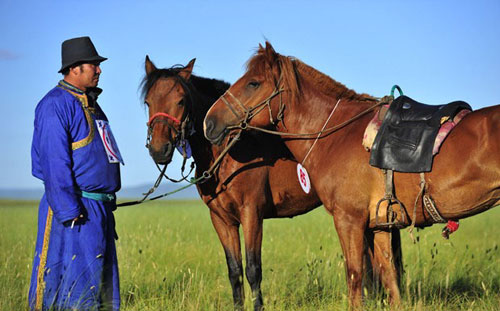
[391, 228, 403, 289]
[241, 208, 264, 311]
[362, 230, 380, 294]
[371, 229, 402, 305]
[210, 211, 245, 311]
[333, 208, 367, 310]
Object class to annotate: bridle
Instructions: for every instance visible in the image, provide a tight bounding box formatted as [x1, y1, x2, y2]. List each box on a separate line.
[117, 87, 243, 207]
[145, 84, 248, 185]
[145, 78, 193, 154]
[148, 112, 182, 127]
[220, 75, 286, 131]
[220, 69, 384, 139]
[146, 100, 195, 183]
[222, 89, 286, 129]
[119, 68, 252, 207]
[146, 111, 182, 150]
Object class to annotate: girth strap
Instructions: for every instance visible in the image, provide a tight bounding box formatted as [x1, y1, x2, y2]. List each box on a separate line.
[423, 194, 446, 223]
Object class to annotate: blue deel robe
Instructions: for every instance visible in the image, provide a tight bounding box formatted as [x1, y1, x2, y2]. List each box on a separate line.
[29, 80, 122, 311]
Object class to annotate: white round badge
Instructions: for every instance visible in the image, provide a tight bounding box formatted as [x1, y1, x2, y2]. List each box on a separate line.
[297, 163, 311, 194]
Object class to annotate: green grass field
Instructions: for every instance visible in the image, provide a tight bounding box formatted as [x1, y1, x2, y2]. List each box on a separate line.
[1, 199, 499, 311]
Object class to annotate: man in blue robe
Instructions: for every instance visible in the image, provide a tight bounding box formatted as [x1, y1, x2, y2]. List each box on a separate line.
[29, 36, 123, 311]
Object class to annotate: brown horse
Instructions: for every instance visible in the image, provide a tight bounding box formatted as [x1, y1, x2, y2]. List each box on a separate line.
[203, 42, 500, 309]
[143, 56, 402, 310]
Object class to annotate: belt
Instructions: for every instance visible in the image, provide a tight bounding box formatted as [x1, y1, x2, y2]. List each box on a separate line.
[80, 190, 116, 202]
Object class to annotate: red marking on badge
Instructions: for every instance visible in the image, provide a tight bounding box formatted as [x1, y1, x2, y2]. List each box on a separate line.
[95, 120, 124, 164]
[102, 123, 119, 159]
[297, 163, 311, 194]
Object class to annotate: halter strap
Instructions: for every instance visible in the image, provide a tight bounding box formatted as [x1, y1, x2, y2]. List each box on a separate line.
[227, 90, 250, 114]
[148, 112, 181, 126]
[220, 93, 243, 119]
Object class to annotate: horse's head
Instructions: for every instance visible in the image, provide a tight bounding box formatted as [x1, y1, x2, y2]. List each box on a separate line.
[142, 56, 195, 164]
[204, 42, 298, 145]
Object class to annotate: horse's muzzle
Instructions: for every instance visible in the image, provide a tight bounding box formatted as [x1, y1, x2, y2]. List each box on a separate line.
[148, 142, 174, 165]
[203, 117, 227, 145]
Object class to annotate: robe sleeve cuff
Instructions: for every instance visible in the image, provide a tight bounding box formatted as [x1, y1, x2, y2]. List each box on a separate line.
[53, 206, 81, 224]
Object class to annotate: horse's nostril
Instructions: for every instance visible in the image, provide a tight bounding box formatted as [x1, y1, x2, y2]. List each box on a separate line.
[204, 119, 215, 139]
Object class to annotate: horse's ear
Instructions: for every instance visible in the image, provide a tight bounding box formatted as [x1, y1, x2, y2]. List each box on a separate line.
[264, 41, 278, 63]
[180, 58, 196, 80]
[145, 55, 157, 75]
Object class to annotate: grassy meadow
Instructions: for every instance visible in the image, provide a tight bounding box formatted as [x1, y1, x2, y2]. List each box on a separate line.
[0, 199, 499, 311]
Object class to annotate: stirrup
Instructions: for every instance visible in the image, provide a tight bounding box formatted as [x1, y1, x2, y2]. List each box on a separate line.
[375, 169, 407, 229]
[375, 196, 407, 229]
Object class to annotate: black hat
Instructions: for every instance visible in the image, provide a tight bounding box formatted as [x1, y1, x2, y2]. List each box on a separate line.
[58, 36, 107, 73]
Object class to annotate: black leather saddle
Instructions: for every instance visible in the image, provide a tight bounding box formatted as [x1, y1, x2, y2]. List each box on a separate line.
[369, 95, 471, 172]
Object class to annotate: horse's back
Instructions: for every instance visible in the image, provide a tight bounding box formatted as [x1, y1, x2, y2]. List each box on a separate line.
[425, 104, 500, 217]
[434, 104, 500, 168]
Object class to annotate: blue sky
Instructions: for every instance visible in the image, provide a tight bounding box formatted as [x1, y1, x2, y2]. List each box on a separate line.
[1, 0, 499, 191]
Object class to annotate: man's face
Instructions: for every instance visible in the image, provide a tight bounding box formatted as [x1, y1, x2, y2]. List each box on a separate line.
[73, 62, 102, 89]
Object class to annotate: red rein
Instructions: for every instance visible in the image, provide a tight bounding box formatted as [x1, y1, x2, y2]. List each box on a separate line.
[148, 112, 181, 126]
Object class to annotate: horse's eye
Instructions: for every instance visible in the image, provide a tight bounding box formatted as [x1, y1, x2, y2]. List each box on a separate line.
[177, 99, 185, 106]
[247, 81, 260, 89]
[144, 101, 150, 107]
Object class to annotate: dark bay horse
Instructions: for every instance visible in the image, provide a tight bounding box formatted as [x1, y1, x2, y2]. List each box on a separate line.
[142, 56, 402, 310]
[203, 42, 500, 309]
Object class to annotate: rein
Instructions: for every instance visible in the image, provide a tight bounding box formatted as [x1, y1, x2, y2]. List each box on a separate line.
[250, 101, 383, 137]
[117, 130, 241, 207]
[120, 69, 240, 207]
[220, 71, 384, 139]
[301, 98, 341, 165]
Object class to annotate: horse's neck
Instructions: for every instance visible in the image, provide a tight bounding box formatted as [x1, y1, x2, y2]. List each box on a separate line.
[278, 82, 373, 164]
[187, 137, 214, 175]
[186, 87, 226, 172]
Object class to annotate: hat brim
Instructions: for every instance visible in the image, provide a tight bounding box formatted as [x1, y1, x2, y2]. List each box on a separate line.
[58, 55, 107, 73]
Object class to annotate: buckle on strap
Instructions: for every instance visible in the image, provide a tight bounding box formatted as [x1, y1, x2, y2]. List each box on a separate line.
[80, 190, 116, 202]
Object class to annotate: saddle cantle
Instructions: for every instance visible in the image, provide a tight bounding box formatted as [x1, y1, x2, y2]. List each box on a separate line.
[369, 95, 471, 173]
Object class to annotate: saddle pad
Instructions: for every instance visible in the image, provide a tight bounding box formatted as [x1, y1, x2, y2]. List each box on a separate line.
[368, 96, 471, 172]
[362, 105, 388, 151]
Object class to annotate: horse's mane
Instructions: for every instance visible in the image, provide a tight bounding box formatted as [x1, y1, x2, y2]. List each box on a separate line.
[190, 75, 230, 103]
[140, 65, 185, 101]
[247, 44, 373, 105]
[292, 59, 372, 101]
[140, 65, 230, 119]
